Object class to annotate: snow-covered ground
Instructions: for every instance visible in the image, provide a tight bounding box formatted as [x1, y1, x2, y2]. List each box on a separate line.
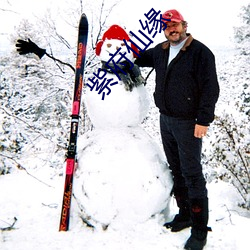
[1, 169, 249, 250]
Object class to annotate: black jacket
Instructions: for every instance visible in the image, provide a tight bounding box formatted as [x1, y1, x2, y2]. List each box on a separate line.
[135, 34, 220, 126]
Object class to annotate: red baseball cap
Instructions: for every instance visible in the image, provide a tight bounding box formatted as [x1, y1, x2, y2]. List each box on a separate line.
[162, 9, 185, 23]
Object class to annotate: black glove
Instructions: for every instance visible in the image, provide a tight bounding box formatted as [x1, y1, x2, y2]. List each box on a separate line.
[16, 38, 46, 59]
[129, 64, 146, 86]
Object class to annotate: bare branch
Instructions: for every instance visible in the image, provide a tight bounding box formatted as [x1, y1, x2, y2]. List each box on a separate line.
[46, 51, 75, 73]
[0, 217, 18, 231]
[0, 153, 54, 188]
[92, 0, 121, 48]
[0, 8, 18, 14]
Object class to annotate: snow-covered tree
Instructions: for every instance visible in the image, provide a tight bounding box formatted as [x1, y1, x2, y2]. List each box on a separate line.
[234, 3, 250, 56]
[204, 4, 250, 209]
[0, 0, 120, 175]
[0, 19, 73, 175]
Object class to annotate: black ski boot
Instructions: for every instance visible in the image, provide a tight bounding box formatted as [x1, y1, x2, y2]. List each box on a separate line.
[164, 195, 192, 232]
[184, 197, 211, 250]
[184, 228, 208, 250]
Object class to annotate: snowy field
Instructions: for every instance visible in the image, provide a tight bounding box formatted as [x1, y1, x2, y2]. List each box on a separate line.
[1, 170, 250, 250]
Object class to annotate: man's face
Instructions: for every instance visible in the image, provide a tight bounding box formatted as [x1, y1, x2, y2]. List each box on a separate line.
[163, 22, 187, 45]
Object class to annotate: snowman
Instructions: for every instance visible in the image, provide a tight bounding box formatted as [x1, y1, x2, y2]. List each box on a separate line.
[73, 25, 173, 230]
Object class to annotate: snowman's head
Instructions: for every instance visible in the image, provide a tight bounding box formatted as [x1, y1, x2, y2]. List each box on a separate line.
[95, 25, 139, 63]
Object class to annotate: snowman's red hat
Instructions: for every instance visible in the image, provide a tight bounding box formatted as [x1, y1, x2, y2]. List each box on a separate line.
[95, 25, 139, 57]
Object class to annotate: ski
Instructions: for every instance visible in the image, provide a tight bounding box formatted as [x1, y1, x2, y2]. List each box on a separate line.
[59, 13, 88, 231]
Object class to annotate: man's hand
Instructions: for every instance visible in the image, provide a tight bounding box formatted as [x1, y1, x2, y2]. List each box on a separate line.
[16, 38, 46, 59]
[194, 124, 208, 138]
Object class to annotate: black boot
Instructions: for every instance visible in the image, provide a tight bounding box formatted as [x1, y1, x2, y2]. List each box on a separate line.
[184, 198, 211, 250]
[164, 195, 192, 232]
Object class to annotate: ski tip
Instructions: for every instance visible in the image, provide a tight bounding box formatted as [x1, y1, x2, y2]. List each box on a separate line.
[80, 13, 88, 21]
[80, 13, 88, 26]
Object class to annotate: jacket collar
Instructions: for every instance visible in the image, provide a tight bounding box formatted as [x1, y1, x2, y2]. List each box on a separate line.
[162, 33, 193, 51]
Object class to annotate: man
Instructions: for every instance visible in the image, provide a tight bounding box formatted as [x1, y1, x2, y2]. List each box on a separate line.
[135, 9, 219, 250]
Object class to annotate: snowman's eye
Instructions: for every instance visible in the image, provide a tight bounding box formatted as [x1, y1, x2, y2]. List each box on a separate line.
[107, 44, 112, 48]
[121, 43, 125, 46]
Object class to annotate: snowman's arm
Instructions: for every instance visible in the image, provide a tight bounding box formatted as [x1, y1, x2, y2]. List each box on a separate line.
[16, 38, 75, 72]
[45, 52, 75, 72]
[16, 39, 46, 59]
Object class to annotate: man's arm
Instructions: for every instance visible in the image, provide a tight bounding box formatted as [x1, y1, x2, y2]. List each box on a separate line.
[196, 48, 220, 126]
[134, 47, 155, 68]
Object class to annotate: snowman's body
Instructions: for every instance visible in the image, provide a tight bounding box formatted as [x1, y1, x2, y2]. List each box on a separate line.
[74, 25, 173, 229]
[85, 74, 149, 129]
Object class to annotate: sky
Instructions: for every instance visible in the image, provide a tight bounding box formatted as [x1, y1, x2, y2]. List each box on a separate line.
[0, 0, 249, 53]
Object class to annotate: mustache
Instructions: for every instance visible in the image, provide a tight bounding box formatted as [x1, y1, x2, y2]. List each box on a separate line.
[170, 31, 179, 36]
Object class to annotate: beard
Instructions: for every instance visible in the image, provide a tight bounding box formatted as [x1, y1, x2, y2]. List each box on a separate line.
[165, 30, 187, 45]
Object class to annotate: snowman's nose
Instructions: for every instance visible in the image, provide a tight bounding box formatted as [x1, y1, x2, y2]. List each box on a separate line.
[116, 46, 120, 50]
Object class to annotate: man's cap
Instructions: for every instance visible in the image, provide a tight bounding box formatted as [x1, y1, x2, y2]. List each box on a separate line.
[162, 9, 185, 23]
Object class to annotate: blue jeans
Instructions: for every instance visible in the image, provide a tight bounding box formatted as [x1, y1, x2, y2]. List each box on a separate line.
[160, 114, 207, 200]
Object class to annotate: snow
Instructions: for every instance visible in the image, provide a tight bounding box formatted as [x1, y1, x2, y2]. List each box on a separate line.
[85, 83, 150, 128]
[1, 171, 250, 250]
[74, 127, 172, 228]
